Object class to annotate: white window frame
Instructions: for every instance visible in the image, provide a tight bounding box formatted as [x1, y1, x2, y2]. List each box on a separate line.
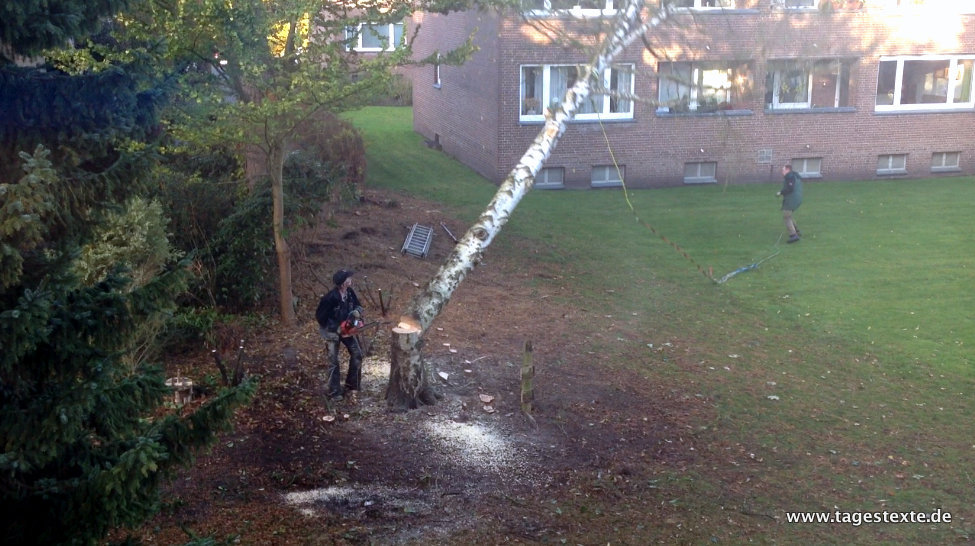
[768, 60, 851, 110]
[535, 167, 565, 189]
[874, 0, 975, 12]
[666, 0, 735, 10]
[771, 0, 816, 8]
[525, 0, 619, 17]
[433, 53, 441, 88]
[771, 68, 811, 109]
[519, 64, 635, 122]
[875, 55, 975, 112]
[591, 165, 623, 188]
[347, 22, 404, 52]
[877, 154, 908, 175]
[657, 62, 739, 113]
[931, 151, 961, 172]
[684, 162, 717, 184]
[791, 157, 822, 178]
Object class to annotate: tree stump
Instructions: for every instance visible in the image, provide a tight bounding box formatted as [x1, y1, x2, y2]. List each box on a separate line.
[385, 317, 438, 410]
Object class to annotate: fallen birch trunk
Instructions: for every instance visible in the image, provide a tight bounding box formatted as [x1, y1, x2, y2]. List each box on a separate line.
[385, 1, 667, 410]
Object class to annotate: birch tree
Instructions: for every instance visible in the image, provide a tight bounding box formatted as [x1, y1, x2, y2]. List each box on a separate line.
[386, 0, 669, 409]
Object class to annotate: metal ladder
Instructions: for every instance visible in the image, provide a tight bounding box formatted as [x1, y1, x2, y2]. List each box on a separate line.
[401, 223, 433, 258]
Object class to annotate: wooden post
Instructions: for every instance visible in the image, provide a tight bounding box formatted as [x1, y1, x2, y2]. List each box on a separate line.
[521, 340, 534, 414]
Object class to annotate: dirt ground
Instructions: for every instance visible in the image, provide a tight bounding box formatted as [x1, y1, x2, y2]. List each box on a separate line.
[125, 189, 720, 545]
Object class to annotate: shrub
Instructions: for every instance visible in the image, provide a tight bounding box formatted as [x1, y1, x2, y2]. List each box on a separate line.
[209, 183, 276, 312]
[74, 196, 180, 288]
[372, 73, 412, 106]
[295, 111, 366, 194]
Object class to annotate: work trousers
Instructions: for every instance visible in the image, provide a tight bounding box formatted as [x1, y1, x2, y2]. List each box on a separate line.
[322, 330, 363, 395]
[782, 209, 799, 237]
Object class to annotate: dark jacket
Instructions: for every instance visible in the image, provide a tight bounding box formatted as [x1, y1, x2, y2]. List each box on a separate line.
[780, 171, 803, 211]
[316, 288, 362, 332]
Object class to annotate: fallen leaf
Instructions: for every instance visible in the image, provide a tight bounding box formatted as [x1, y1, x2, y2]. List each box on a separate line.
[479, 394, 495, 403]
[483, 405, 496, 414]
[323, 415, 336, 423]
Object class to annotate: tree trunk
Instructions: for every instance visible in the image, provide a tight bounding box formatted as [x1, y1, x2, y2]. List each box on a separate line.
[385, 318, 438, 410]
[269, 142, 296, 326]
[384, 0, 664, 410]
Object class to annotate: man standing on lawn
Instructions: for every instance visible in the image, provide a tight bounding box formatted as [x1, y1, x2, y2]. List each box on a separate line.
[777, 164, 803, 243]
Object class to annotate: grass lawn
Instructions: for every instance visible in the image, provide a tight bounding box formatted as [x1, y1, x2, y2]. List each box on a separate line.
[346, 106, 975, 543]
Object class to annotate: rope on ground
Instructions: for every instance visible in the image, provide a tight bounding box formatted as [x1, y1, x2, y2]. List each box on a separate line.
[597, 114, 717, 283]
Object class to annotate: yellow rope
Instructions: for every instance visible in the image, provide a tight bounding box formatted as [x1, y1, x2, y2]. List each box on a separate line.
[596, 113, 716, 283]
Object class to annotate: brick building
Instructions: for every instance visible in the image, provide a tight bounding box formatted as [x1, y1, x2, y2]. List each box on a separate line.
[408, 0, 975, 188]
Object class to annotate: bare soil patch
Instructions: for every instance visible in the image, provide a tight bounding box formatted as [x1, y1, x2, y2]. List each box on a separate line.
[124, 189, 718, 545]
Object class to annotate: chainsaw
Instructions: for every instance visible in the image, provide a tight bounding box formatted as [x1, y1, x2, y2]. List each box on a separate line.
[339, 317, 380, 337]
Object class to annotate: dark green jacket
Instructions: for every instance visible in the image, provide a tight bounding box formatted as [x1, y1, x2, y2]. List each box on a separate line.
[780, 171, 803, 211]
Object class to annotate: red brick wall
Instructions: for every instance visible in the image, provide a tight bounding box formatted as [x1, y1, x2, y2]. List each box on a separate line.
[417, 4, 975, 188]
[409, 11, 502, 180]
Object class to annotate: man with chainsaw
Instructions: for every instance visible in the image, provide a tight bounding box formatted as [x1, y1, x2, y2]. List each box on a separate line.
[316, 269, 365, 400]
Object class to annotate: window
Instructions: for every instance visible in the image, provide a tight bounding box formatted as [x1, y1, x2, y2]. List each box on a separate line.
[791, 157, 822, 178]
[658, 61, 750, 113]
[535, 167, 565, 188]
[876, 55, 975, 111]
[931, 151, 961, 172]
[771, 0, 816, 7]
[877, 154, 907, 175]
[591, 165, 623, 187]
[667, 0, 735, 8]
[757, 149, 773, 164]
[684, 162, 717, 184]
[874, 0, 975, 11]
[347, 23, 404, 52]
[520, 64, 634, 121]
[525, 0, 619, 15]
[433, 53, 441, 88]
[766, 60, 852, 110]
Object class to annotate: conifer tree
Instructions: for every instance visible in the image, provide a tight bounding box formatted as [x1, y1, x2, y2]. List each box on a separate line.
[0, 0, 131, 57]
[0, 3, 256, 545]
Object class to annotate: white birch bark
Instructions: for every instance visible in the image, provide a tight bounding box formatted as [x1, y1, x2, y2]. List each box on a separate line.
[406, 0, 665, 333]
[386, 1, 669, 409]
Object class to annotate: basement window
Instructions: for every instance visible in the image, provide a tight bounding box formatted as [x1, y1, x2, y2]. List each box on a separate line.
[591, 165, 623, 188]
[877, 154, 907, 175]
[684, 161, 717, 184]
[931, 151, 960, 172]
[791, 157, 822, 178]
[535, 167, 565, 189]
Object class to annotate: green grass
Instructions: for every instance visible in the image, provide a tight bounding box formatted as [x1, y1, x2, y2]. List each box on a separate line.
[347, 106, 975, 543]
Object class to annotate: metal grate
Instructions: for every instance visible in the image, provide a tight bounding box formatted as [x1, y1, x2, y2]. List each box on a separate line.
[401, 223, 433, 258]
